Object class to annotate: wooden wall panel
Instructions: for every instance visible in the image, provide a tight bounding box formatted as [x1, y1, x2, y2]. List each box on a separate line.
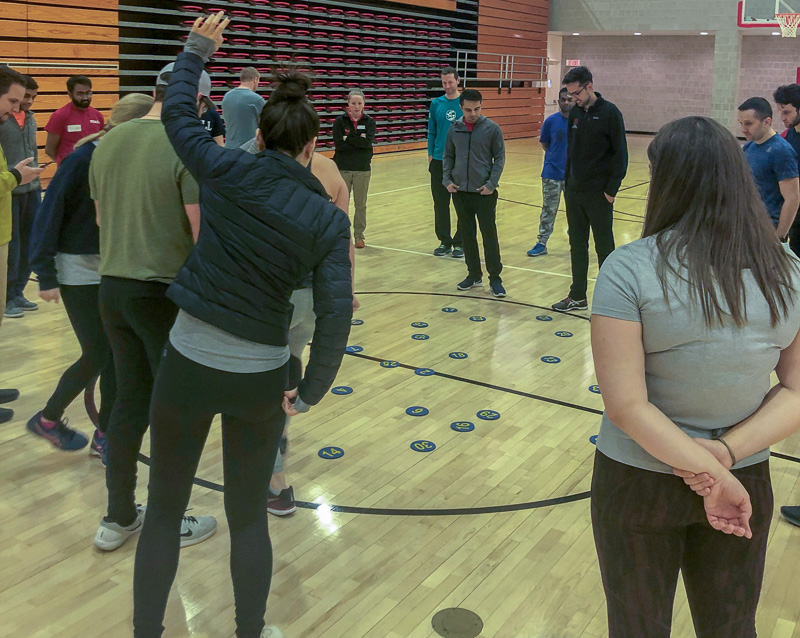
[477, 0, 548, 140]
[0, 0, 120, 186]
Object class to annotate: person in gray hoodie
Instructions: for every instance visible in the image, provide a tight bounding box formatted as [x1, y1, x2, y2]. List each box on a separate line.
[443, 88, 507, 297]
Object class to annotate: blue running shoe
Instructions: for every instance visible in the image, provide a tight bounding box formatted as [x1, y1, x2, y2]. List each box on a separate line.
[27, 411, 89, 451]
[527, 243, 548, 257]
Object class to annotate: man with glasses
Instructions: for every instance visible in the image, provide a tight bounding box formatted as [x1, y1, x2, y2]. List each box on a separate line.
[552, 66, 627, 312]
[45, 75, 104, 165]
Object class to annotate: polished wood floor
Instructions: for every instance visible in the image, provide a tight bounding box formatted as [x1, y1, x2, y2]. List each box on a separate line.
[1, 137, 799, 638]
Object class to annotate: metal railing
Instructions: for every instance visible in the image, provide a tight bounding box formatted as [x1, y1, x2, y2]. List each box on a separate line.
[455, 50, 548, 93]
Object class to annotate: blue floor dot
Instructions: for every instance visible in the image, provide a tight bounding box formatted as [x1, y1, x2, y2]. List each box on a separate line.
[318, 446, 345, 459]
[351, 319, 364, 326]
[449, 352, 469, 359]
[331, 386, 353, 395]
[541, 356, 561, 364]
[589, 435, 598, 445]
[451, 421, 475, 432]
[406, 406, 430, 417]
[442, 307, 458, 313]
[477, 410, 500, 421]
[410, 440, 436, 452]
[411, 333, 430, 340]
[411, 321, 429, 328]
[555, 331, 573, 338]
[346, 345, 363, 353]
[469, 316, 487, 322]
[380, 360, 400, 368]
[415, 368, 435, 376]
[536, 315, 553, 321]
[589, 385, 601, 394]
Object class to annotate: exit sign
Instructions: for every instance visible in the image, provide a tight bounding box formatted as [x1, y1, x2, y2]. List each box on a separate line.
[566, 59, 581, 66]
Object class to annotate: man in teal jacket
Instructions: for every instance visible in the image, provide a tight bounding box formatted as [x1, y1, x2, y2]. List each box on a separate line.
[0, 66, 44, 423]
[427, 66, 463, 258]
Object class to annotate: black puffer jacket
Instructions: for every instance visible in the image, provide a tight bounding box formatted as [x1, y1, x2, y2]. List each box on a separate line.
[162, 50, 353, 405]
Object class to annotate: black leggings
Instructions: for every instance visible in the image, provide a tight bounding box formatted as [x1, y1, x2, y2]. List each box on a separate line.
[43, 284, 116, 432]
[133, 343, 288, 638]
[591, 451, 773, 638]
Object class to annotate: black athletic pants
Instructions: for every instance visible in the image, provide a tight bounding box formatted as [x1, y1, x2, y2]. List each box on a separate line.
[429, 159, 462, 248]
[592, 451, 772, 638]
[452, 191, 502, 281]
[43, 284, 116, 432]
[6, 189, 40, 302]
[99, 276, 178, 525]
[133, 344, 287, 638]
[565, 186, 615, 301]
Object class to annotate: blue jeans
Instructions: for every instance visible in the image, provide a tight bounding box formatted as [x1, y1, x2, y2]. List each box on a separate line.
[7, 188, 41, 301]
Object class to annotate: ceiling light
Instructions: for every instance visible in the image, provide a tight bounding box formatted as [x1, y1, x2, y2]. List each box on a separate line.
[700, 31, 709, 35]
[572, 32, 580, 36]
[772, 31, 781, 35]
[634, 32, 642, 35]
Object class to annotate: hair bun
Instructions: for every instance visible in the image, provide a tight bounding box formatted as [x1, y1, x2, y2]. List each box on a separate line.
[271, 70, 312, 102]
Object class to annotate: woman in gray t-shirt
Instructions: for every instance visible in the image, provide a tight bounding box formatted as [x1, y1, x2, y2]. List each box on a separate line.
[590, 116, 800, 637]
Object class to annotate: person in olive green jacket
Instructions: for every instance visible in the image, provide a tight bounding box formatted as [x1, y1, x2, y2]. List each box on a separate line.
[0, 66, 45, 424]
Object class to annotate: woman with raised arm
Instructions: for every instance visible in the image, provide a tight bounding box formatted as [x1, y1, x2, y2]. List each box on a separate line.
[590, 115, 800, 637]
[132, 14, 353, 638]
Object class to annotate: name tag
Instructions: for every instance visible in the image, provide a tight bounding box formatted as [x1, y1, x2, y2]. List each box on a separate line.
[90, 120, 100, 125]
[67, 124, 82, 133]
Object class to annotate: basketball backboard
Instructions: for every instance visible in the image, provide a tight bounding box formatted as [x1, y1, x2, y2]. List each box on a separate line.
[738, 0, 798, 27]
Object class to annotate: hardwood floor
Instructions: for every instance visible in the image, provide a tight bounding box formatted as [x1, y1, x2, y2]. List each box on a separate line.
[1, 137, 798, 638]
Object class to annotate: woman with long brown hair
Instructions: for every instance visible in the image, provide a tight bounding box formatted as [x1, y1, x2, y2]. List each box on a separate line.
[590, 115, 800, 637]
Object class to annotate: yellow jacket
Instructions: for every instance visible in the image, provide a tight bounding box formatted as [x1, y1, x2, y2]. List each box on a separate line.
[0, 141, 20, 245]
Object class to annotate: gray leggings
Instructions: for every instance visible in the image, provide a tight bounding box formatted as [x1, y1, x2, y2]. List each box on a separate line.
[273, 288, 315, 474]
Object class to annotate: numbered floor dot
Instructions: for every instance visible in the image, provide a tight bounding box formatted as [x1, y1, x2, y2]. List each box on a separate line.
[406, 406, 430, 417]
[441, 307, 459, 313]
[589, 435, 598, 445]
[449, 352, 469, 359]
[410, 440, 436, 452]
[330, 386, 353, 395]
[451, 421, 475, 432]
[415, 368, 436, 376]
[536, 315, 553, 322]
[411, 333, 430, 340]
[541, 356, 561, 364]
[318, 446, 345, 459]
[589, 385, 601, 394]
[380, 360, 400, 368]
[351, 319, 364, 326]
[411, 321, 429, 328]
[555, 331, 574, 338]
[346, 345, 363, 353]
[469, 316, 487, 322]
[476, 410, 500, 421]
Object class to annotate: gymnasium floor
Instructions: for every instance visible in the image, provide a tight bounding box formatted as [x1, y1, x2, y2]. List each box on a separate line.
[1, 137, 799, 638]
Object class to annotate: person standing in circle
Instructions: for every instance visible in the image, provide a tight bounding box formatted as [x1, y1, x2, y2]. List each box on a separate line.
[591, 116, 800, 637]
[428, 66, 463, 258]
[333, 89, 375, 250]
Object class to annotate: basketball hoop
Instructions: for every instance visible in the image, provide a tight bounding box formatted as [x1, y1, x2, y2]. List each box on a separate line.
[776, 13, 800, 37]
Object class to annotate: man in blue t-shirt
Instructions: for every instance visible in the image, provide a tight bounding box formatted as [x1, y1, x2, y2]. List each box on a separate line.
[528, 88, 571, 257]
[774, 84, 800, 257]
[738, 97, 800, 241]
[428, 67, 463, 258]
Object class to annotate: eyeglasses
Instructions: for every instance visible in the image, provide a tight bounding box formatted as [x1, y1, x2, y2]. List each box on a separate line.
[567, 84, 588, 98]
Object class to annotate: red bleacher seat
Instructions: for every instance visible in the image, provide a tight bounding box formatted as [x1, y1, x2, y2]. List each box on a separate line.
[180, 5, 203, 12]
[293, 16, 311, 25]
[229, 38, 250, 46]
[273, 14, 291, 22]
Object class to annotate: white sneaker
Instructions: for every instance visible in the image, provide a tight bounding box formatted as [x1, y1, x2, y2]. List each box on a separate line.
[180, 514, 217, 548]
[94, 505, 146, 551]
[261, 627, 285, 638]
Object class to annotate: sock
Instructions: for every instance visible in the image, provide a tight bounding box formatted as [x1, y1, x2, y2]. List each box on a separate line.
[40, 416, 57, 430]
[269, 486, 282, 497]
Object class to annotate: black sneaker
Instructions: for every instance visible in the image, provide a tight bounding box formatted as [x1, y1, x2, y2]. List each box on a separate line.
[451, 247, 464, 258]
[457, 277, 482, 291]
[0, 407, 13, 424]
[552, 296, 588, 312]
[14, 295, 38, 311]
[268, 487, 297, 516]
[4, 301, 23, 318]
[781, 505, 800, 527]
[490, 280, 506, 297]
[0, 388, 19, 404]
[433, 244, 451, 257]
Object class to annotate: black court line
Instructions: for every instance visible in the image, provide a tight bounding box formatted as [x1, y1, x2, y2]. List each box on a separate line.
[345, 351, 604, 416]
[354, 291, 592, 321]
[137, 452, 591, 515]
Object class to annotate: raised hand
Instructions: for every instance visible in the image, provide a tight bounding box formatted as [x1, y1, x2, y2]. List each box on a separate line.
[190, 11, 230, 52]
[703, 472, 753, 539]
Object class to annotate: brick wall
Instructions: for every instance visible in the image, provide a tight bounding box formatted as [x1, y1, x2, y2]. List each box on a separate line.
[560, 36, 715, 132]
[738, 36, 800, 110]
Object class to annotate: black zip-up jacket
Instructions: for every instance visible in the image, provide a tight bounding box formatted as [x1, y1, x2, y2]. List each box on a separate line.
[332, 113, 376, 172]
[564, 93, 628, 197]
[162, 44, 353, 406]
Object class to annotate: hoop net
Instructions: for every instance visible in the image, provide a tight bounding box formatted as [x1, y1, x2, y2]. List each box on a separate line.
[776, 13, 800, 37]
